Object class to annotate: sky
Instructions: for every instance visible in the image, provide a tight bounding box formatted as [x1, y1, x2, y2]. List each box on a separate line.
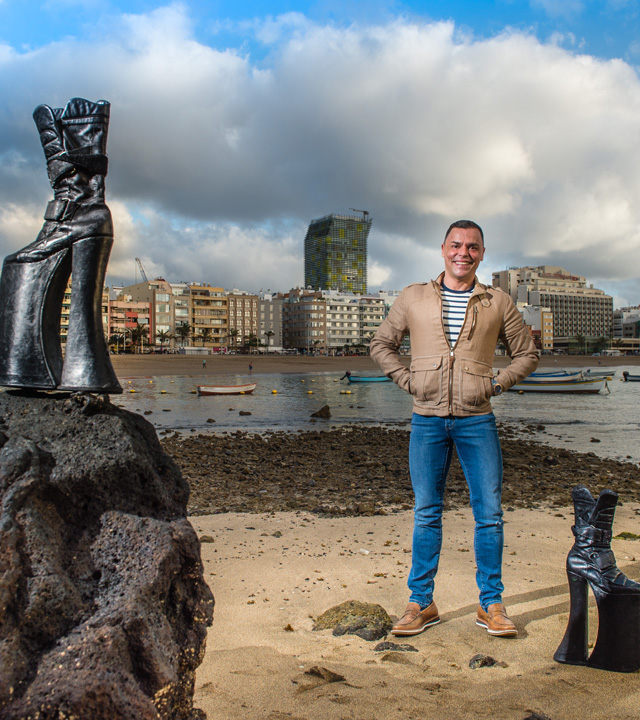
[1, 1, 640, 308]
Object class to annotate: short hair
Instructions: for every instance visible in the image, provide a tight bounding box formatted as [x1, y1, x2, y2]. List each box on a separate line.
[444, 220, 484, 245]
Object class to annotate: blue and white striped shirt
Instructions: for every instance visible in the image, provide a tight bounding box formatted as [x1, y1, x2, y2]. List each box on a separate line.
[441, 283, 473, 346]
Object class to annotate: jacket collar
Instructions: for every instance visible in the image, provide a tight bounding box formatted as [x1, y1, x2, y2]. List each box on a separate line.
[432, 271, 488, 297]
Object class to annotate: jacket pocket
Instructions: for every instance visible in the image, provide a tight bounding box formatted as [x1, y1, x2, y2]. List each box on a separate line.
[410, 355, 443, 405]
[457, 358, 493, 409]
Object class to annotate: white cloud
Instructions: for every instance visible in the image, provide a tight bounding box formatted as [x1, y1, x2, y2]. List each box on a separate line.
[1, 7, 640, 305]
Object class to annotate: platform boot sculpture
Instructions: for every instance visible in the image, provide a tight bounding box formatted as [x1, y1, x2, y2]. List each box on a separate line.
[554, 485, 640, 672]
[0, 98, 121, 393]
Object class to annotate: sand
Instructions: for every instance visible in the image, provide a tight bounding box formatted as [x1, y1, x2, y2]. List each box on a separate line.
[190, 505, 640, 720]
[110, 352, 640, 379]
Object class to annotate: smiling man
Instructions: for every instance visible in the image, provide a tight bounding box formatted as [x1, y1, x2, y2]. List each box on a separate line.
[370, 219, 539, 638]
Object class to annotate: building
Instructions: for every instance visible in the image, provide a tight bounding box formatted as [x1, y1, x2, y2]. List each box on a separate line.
[304, 212, 372, 294]
[189, 283, 228, 351]
[518, 304, 554, 353]
[323, 291, 386, 353]
[493, 266, 613, 350]
[226, 290, 260, 351]
[259, 292, 284, 352]
[107, 297, 152, 352]
[282, 289, 326, 352]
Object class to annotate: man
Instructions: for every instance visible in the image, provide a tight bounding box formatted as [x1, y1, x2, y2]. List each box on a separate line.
[370, 220, 538, 638]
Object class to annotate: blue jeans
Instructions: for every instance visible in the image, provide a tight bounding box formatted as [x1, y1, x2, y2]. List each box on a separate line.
[408, 412, 504, 611]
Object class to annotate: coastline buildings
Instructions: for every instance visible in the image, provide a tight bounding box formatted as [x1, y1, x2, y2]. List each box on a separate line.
[303, 212, 372, 294]
[493, 265, 613, 351]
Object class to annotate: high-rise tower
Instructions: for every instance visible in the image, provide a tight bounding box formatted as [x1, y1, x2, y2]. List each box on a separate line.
[304, 212, 372, 294]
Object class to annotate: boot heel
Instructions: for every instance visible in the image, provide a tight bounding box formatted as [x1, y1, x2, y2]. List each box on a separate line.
[59, 236, 121, 393]
[554, 571, 589, 665]
[587, 590, 640, 672]
[0, 249, 71, 389]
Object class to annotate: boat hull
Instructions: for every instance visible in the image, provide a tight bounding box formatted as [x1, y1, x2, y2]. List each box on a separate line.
[510, 378, 606, 393]
[346, 376, 391, 383]
[197, 383, 257, 396]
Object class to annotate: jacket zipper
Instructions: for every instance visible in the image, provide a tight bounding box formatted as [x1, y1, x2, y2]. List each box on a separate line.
[468, 305, 478, 340]
[448, 349, 454, 414]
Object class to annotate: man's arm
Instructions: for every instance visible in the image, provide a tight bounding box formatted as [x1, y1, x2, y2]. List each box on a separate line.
[493, 295, 540, 390]
[369, 291, 411, 392]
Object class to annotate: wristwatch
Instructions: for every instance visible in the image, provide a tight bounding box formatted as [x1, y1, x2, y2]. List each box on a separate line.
[492, 381, 503, 396]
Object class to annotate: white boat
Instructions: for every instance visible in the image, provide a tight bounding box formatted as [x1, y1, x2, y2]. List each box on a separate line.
[525, 371, 584, 383]
[510, 377, 607, 394]
[196, 383, 257, 396]
[584, 368, 614, 379]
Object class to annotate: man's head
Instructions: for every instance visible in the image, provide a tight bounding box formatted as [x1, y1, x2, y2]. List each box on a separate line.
[441, 219, 485, 291]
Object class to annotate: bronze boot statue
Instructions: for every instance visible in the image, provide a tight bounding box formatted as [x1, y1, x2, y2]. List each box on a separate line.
[0, 98, 121, 393]
[554, 485, 640, 672]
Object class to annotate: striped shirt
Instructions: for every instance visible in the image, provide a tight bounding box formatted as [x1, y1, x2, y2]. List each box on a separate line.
[441, 283, 473, 346]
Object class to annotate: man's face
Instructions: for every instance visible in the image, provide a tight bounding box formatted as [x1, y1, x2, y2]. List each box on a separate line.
[441, 227, 485, 290]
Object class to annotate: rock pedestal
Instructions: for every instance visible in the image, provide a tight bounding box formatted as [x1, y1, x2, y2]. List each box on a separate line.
[0, 392, 214, 719]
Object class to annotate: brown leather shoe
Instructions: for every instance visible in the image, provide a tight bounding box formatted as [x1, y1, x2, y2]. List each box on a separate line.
[391, 601, 440, 636]
[476, 602, 518, 637]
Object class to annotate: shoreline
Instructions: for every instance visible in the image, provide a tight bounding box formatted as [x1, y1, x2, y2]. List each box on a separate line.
[110, 353, 640, 379]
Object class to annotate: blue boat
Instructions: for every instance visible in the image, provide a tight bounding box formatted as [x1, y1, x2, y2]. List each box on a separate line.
[340, 372, 391, 383]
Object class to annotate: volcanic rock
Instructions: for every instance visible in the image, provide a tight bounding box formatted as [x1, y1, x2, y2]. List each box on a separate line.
[0, 392, 214, 719]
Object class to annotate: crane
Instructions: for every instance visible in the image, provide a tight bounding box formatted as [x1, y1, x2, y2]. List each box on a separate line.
[350, 208, 370, 222]
[135, 257, 148, 283]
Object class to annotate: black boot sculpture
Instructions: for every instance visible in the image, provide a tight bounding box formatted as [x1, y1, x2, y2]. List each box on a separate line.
[554, 485, 640, 672]
[0, 98, 121, 393]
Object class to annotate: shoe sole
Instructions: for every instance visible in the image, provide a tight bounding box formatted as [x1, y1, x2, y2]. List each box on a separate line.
[391, 617, 441, 636]
[476, 620, 518, 637]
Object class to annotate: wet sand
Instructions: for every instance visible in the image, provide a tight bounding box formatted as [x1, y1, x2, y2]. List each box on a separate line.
[110, 353, 640, 379]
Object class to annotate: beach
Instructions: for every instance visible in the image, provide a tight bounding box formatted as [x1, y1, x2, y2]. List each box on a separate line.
[113, 354, 640, 719]
[110, 352, 640, 379]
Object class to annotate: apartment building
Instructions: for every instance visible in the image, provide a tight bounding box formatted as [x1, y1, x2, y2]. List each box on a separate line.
[189, 283, 228, 350]
[323, 291, 386, 352]
[259, 292, 284, 351]
[226, 290, 259, 351]
[493, 265, 613, 348]
[282, 289, 326, 352]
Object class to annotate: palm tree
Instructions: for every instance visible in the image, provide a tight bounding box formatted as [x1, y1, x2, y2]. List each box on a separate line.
[108, 332, 124, 354]
[198, 327, 213, 347]
[247, 333, 259, 354]
[263, 330, 274, 353]
[175, 323, 191, 347]
[130, 323, 149, 353]
[573, 333, 586, 355]
[228, 328, 239, 352]
[155, 329, 173, 351]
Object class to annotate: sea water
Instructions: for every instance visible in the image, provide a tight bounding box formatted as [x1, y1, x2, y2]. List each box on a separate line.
[113, 367, 640, 465]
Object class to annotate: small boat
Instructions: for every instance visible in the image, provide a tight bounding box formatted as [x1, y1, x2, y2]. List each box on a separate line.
[510, 377, 607, 394]
[622, 372, 640, 382]
[342, 374, 391, 383]
[584, 368, 614, 380]
[196, 383, 257, 396]
[525, 371, 584, 383]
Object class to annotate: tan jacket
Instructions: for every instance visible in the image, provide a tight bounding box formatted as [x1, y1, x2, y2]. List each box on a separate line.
[370, 273, 539, 417]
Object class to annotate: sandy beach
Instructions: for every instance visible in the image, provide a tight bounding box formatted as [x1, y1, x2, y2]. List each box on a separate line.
[190, 506, 640, 720]
[110, 352, 640, 379]
[110, 353, 640, 718]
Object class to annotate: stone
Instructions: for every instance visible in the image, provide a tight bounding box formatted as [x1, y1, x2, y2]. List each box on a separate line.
[313, 600, 392, 641]
[310, 405, 331, 419]
[0, 392, 214, 719]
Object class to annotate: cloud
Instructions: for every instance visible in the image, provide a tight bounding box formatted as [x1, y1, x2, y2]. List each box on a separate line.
[0, 5, 639, 306]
